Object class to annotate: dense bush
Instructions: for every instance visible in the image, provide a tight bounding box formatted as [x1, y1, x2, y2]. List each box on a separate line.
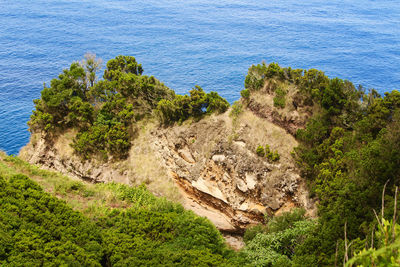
[292, 78, 400, 264]
[0, 173, 236, 266]
[242, 209, 316, 266]
[0, 174, 103, 266]
[256, 145, 265, 157]
[156, 85, 229, 125]
[244, 62, 303, 93]
[273, 86, 287, 108]
[240, 89, 250, 100]
[29, 56, 228, 160]
[243, 61, 400, 265]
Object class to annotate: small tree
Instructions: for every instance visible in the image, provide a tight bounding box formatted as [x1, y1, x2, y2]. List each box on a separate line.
[81, 53, 102, 91]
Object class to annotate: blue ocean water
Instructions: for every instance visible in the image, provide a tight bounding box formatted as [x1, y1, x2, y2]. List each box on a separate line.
[1, 0, 399, 155]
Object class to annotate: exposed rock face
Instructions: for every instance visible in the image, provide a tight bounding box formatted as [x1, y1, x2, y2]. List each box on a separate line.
[151, 111, 314, 232]
[20, 104, 316, 236]
[20, 133, 130, 185]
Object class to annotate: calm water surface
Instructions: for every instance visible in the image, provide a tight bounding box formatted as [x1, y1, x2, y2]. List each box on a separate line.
[1, 0, 399, 154]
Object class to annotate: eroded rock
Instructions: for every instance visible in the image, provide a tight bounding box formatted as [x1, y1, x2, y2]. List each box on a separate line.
[20, 106, 316, 235]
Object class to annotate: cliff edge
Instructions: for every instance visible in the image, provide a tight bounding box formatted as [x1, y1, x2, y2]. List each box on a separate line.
[20, 86, 315, 236]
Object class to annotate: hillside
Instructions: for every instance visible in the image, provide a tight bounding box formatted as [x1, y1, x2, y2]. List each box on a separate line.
[0, 152, 240, 265]
[20, 56, 316, 236]
[16, 56, 400, 266]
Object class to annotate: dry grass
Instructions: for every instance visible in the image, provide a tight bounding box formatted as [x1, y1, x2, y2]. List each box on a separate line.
[123, 120, 182, 202]
[53, 128, 77, 158]
[236, 110, 298, 161]
[251, 81, 298, 117]
[20, 120, 182, 204]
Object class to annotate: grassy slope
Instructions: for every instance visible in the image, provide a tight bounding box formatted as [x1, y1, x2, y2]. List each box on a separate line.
[0, 151, 135, 218]
[0, 151, 239, 266]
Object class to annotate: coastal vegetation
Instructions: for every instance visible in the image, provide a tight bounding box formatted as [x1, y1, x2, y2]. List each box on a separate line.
[0, 153, 237, 266]
[28, 55, 228, 161]
[12, 56, 400, 265]
[243, 61, 400, 266]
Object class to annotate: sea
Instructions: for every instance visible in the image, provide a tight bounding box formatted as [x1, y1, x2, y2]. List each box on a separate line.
[1, 0, 399, 155]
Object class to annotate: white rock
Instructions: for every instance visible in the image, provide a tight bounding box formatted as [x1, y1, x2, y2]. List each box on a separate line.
[192, 178, 228, 203]
[236, 178, 248, 192]
[212, 154, 226, 162]
[245, 173, 257, 190]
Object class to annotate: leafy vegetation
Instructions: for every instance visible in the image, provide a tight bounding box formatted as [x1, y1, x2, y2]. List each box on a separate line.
[156, 85, 229, 125]
[256, 144, 280, 162]
[273, 86, 287, 108]
[29, 55, 228, 160]
[22, 57, 400, 266]
[242, 61, 400, 266]
[0, 154, 237, 266]
[242, 209, 316, 266]
[293, 90, 400, 265]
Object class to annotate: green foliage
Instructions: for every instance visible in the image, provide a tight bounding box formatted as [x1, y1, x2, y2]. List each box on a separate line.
[242, 209, 316, 267]
[244, 62, 268, 91]
[266, 208, 307, 233]
[156, 85, 229, 125]
[240, 89, 250, 100]
[29, 55, 175, 160]
[246, 61, 400, 265]
[244, 62, 303, 92]
[230, 101, 243, 119]
[206, 91, 230, 114]
[0, 164, 236, 266]
[299, 69, 329, 97]
[346, 186, 400, 267]
[347, 218, 400, 267]
[103, 55, 143, 81]
[71, 96, 136, 160]
[256, 144, 280, 162]
[28, 108, 54, 131]
[244, 224, 268, 243]
[256, 145, 265, 157]
[29, 63, 87, 131]
[273, 86, 286, 108]
[67, 96, 94, 128]
[29, 56, 227, 153]
[0, 174, 103, 266]
[292, 66, 400, 265]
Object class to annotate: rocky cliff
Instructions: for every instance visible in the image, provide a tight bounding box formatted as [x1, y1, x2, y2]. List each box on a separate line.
[20, 86, 316, 242]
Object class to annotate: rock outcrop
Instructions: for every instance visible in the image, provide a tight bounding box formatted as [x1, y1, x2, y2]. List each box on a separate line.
[21, 105, 315, 238]
[151, 110, 315, 232]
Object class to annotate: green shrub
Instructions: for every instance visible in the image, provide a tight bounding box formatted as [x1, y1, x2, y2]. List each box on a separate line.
[206, 91, 230, 114]
[230, 101, 243, 118]
[273, 87, 287, 108]
[156, 86, 229, 125]
[0, 169, 236, 266]
[240, 89, 250, 100]
[256, 145, 280, 162]
[256, 145, 265, 157]
[29, 55, 174, 160]
[244, 224, 268, 243]
[242, 209, 316, 266]
[271, 151, 280, 161]
[244, 63, 266, 91]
